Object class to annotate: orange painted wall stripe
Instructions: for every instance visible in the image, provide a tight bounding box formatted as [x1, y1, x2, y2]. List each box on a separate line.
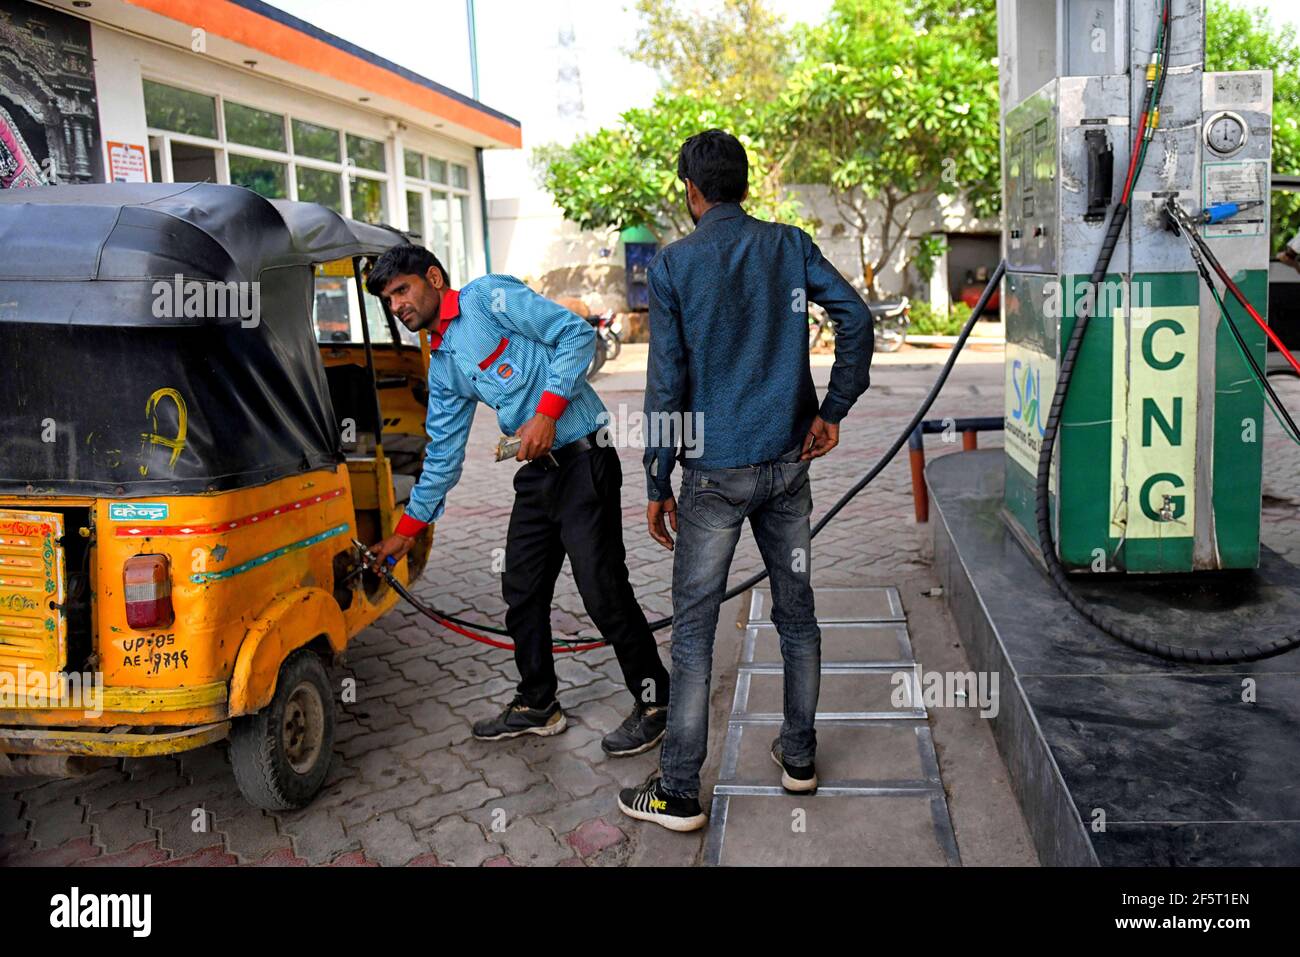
[123, 0, 522, 147]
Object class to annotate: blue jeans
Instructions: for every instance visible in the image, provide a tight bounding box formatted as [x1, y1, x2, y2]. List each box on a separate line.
[659, 444, 821, 798]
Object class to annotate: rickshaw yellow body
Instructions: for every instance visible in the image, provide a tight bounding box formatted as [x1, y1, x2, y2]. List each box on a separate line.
[0, 456, 425, 753]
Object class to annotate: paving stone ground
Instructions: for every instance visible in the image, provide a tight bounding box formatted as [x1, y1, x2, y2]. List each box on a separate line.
[2, 348, 1296, 867]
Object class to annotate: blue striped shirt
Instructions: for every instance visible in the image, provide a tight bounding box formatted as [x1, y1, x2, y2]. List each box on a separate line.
[398, 275, 604, 531]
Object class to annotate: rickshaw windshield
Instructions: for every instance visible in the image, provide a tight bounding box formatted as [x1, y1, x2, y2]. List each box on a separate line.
[312, 258, 418, 348]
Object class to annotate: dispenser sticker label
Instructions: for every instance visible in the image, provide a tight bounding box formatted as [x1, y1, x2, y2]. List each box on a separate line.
[1110, 305, 1199, 541]
[1004, 343, 1056, 494]
[1202, 160, 1267, 239]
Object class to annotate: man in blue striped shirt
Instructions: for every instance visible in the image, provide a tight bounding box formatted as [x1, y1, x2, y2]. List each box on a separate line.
[367, 245, 670, 754]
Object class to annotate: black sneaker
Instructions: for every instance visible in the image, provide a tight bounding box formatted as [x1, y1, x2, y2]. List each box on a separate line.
[601, 703, 668, 757]
[617, 776, 707, 832]
[472, 696, 567, 740]
[771, 737, 818, 794]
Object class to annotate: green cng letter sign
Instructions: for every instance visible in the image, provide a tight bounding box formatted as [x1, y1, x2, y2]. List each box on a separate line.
[1110, 305, 1199, 540]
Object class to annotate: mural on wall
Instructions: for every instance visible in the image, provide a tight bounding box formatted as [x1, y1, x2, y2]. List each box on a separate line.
[0, 0, 103, 188]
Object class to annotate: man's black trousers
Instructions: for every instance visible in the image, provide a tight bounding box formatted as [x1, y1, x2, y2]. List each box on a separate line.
[502, 443, 670, 710]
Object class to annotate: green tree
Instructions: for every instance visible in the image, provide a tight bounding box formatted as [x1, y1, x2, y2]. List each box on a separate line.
[907, 0, 996, 58]
[627, 0, 792, 105]
[1206, 0, 1300, 254]
[535, 95, 805, 242]
[781, 0, 1000, 295]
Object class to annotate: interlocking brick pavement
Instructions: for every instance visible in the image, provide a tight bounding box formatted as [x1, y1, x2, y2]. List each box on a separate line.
[2, 348, 1294, 866]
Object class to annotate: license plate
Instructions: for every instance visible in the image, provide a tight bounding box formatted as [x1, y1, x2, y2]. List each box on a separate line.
[0, 509, 67, 675]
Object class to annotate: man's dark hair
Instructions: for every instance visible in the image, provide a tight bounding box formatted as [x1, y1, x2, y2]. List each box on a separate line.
[677, 129, 749, 203]
[365, 244, 448, 296]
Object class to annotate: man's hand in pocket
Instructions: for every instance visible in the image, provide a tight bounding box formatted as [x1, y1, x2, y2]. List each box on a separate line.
[801, 416, 839, 460]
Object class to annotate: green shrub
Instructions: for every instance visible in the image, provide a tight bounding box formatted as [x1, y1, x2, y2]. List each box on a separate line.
[908, 300, 967, 336]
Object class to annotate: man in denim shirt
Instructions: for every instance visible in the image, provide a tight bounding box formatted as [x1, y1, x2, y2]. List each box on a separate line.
[367, 245, 670, 756]
[618, 130, 873, 831]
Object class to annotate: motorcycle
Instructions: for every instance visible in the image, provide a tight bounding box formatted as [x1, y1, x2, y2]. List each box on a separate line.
[584, 311, 611, 379]
[595, 310, 622, 361]
[808, 295, 910, 353]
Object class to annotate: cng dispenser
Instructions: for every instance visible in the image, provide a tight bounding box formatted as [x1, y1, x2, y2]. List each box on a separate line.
[997, 0, 1274, 575]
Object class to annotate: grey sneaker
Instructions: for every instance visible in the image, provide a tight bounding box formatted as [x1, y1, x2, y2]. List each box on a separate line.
[472, 696, 567, 740]
[771, 737, 818, 794]
[601, 703, 667, 756]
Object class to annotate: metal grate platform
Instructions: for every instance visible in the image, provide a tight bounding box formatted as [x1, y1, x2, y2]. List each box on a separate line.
[704, 586, 961, 866]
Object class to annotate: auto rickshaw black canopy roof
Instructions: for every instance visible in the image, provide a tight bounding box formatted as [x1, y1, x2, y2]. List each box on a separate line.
[0, 182, 401, 301]
[0, 184, 405, 496]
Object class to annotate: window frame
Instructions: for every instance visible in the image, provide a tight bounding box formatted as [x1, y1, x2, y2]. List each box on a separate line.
[142, 76, 390, 222]
[403, 153, 474, 286]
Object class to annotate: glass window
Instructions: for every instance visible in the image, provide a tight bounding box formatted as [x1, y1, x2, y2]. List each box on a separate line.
[350, 176, 386, 224]
[451, 163, 469, 190]
[452, 193, 470, 284]
[171, 142, 218, 183]
[363, 287, 394, 344]
[406, 190, 424, 241]
[224, 101, 285, 151]
[427, 157, 448, 184]
[293, 119, 341, 162]
[229, 154, 287, 198]
[297, 166, 342, 211]
[404, 150, 424, 179]
[313, 267, 394, 345]
[429, 191, 451, 266]
[143, 80, 217, 139]
[347, 133, 386, 172]
[313, 271, 353, 343]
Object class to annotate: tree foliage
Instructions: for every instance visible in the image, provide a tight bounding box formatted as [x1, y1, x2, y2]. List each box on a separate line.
[780, 0, 1000, 292]
[535, 95, 805, 242]
[626, 0, 793, 105]
[538, 0, 1300, 278]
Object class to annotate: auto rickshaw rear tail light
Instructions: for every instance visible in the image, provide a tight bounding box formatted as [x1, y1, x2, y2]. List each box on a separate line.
[124, 554, 173, 629]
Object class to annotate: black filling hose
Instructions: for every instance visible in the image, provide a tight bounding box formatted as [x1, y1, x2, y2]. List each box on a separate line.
[389, 263, 1008, 645]
[1033, 205, 1300, 663]
[392, 240, 1295, 664]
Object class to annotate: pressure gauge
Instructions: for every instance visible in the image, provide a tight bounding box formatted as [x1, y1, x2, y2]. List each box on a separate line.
[1204, 111, 1247, 156]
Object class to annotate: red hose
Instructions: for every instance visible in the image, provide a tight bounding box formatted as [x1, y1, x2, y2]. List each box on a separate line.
[1121, 111, 1148, 203]
[1207, 252, 1300, 377]
[434, 613, 609, 654]
[386, 572, 612, 653]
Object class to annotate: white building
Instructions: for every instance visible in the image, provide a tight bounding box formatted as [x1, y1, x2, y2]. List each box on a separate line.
[0, 0, 521, 286]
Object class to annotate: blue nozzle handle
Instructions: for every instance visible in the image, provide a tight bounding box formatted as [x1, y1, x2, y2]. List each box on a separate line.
[1202, 201, 1263, 225]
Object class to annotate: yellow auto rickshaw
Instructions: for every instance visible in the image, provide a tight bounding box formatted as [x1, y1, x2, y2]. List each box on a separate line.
[0, 183, 435, 809]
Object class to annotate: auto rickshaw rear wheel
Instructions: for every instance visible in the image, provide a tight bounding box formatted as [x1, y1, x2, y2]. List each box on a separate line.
[230, 648, 336, 810]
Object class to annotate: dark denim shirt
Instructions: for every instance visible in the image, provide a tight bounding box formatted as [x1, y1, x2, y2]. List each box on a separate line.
[642, 203, 873, 500]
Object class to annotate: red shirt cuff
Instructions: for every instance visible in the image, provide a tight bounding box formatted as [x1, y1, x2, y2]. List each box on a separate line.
[395, 513, 428, 537]
[536, 391, 569, 420]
